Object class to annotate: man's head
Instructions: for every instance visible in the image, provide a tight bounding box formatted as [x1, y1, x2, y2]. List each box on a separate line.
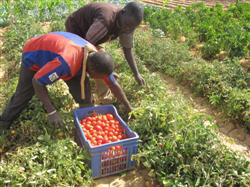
[117, 2, 144, 34]
[87, 52, 114, 79]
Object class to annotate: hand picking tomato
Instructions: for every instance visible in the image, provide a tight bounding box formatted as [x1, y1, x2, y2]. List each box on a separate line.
[80, 113, 128, 147]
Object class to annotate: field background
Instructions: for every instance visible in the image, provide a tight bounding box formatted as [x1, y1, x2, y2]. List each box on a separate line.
[0, 0, 249, 186]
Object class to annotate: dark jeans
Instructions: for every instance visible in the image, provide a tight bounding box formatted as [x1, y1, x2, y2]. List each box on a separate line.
[0, 65, 35, 127]
[0, 65, 91, 128]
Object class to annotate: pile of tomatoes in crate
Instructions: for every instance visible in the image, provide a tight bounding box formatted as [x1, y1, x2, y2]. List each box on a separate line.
[80, 113, 128, 147]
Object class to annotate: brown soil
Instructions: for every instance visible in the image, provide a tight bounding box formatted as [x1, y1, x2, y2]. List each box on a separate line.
[93, 169, 162, 187]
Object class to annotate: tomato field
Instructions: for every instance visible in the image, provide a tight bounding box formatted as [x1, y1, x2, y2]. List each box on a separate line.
[0, 0, 250, 186]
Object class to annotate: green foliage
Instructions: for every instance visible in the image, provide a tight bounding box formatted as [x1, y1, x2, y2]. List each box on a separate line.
[2, 18, 45, 76]
[131, 102, 250, 186]
[106, 41, 250, 186]
[0, 1, 10, 27]
[0, 140, 92, 187]
[144, 2, 250, 59]
[226, 88, 250, 124]
[2, 0, 84, 22]
[135, 29, 250, 130]
[0, 77, 92, 186]
[106, 46, 250, 186]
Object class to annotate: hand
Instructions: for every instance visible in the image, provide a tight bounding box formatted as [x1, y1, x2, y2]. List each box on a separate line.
[120, 105, 133, 121]
[134, 74, 145, 86]
[48, 111, 63, 128]
[125, 104, 133, 114]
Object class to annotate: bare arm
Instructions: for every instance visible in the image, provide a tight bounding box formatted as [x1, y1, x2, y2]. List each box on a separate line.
[120, 33, 145, 85]
[32, 79, 63, 127]
[104, 76, 132, 113]
[122, 47, 139, 76]
[32, 79, 55, 113]
[122, 47, 145, 85]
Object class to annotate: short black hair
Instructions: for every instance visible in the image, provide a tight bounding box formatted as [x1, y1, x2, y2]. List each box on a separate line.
[123, 2, 144, 24]
[87, 52, 114, 75]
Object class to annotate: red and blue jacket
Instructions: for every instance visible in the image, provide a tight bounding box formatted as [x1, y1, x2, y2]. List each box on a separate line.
[22, 32, 89, 85]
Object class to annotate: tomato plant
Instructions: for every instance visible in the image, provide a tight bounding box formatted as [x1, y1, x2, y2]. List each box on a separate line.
[144, 2, 250, 59]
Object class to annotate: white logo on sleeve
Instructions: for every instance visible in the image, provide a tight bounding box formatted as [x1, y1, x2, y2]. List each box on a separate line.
[49, 72, 59, 82]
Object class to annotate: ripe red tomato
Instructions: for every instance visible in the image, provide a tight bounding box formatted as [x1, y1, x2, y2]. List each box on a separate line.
[101, 115, 107, 122]
[101, 123, 107, 128]
[85, 124, 92, 130]
[94, 125, 103, 131]
[85, 116, 92, 122]
[92, 140, 97, 146]
[116, 145, 122, 150]
[102, 137, 109, 144]
[96, 116, 102, 120]
[117, 128, 123, 133]
[111, 136, 118, 142]
[85, 134, 91, 140]
[117, 135, 122, 140]
[108, 132, 114, 136]
[92, 132, 97, 138]
[106, 113, 114, 120]
[109, 146, 115, 151]
[97, 141, 102, 145]
[96, 135, 103, 141]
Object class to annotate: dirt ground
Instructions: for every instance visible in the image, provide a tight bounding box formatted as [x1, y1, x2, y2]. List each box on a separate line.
[93, 169, 162, 187]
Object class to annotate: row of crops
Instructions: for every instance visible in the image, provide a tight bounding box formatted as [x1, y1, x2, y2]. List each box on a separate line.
[0, 0, 250, 186]
[144, 2, 250, 59]
[143, 2, 250, 132]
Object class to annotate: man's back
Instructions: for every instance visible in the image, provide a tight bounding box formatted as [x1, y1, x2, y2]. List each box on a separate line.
[67, 3, 121, 41]
[22, 32, 87, 81]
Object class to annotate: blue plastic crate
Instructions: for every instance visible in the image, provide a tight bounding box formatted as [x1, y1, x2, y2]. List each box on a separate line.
[73, 105, 139, 179]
